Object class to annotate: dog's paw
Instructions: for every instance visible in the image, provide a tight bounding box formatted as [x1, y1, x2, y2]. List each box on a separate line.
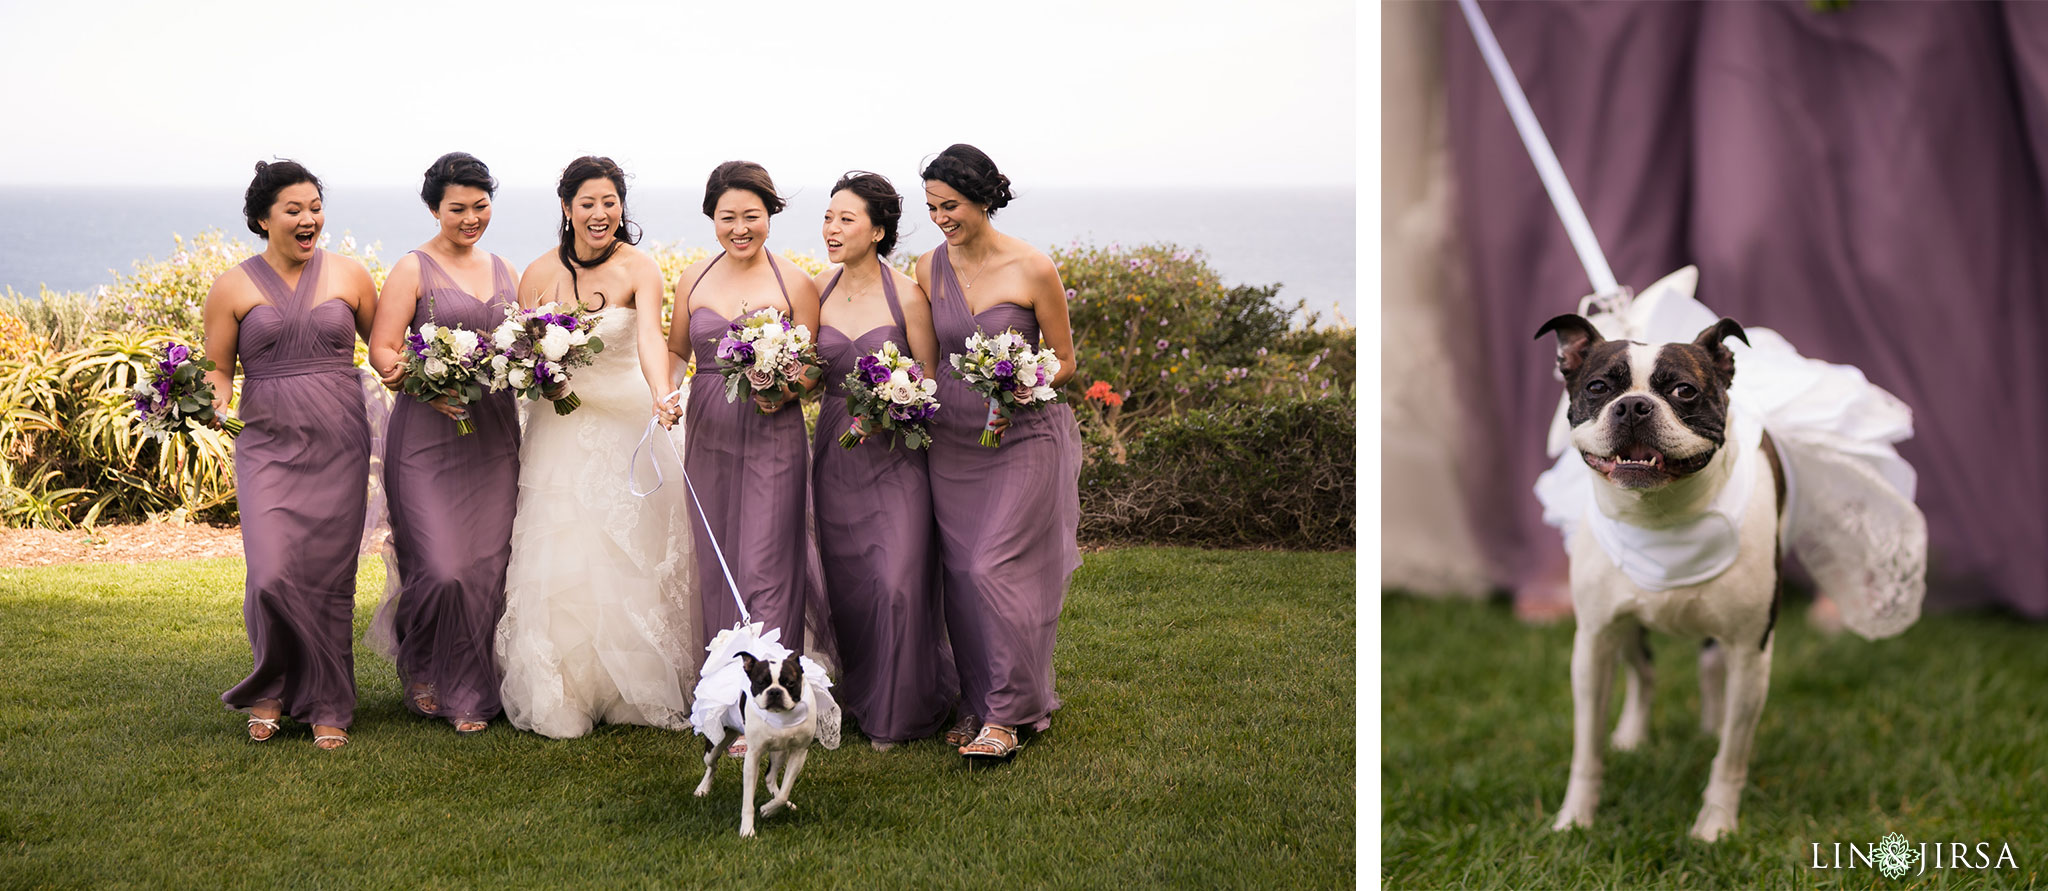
[1551, 795, 1597, 832]
[693, 779, 713, 798]
[760, 799, 785, 818]
[1689, 804, 1738, 842]
[1610, 722, 1647, 752]
[739, 824, 756, 838]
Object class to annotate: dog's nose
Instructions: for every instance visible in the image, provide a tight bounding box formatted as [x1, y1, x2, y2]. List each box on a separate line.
[1612, 395, 1655, 421]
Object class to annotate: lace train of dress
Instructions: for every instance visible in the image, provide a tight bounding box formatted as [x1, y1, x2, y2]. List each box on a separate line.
[494, 307, 704, 738]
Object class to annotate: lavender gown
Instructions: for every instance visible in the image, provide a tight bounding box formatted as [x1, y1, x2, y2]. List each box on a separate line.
[813, 268, 958, 743]
[370, 251, 521, 723]
[221, 250, 370, 729]
[925, 243, 1082, 733]
[684, 253, 817, 654]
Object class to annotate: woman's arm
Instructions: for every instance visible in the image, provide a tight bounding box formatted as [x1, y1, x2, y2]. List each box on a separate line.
[367, 254, 421, 390]
[200, 272, 243, 418]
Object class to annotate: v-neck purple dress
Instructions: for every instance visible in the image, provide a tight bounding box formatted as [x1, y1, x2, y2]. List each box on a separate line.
[372, 250, 521, 724]
[924, 243, 1082, 733]
[682, 252, 820, 656]
[812, 267, 958, 743]
[220, 249, 371, 730]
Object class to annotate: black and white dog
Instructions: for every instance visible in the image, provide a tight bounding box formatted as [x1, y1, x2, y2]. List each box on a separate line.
[694, 653, 819, 838]
[1535, 313, 1783, 842]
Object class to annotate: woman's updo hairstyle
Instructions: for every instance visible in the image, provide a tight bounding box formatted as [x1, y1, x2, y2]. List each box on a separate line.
[920, 144, 1013, 217]
[242, 159, 323, 239]
[832, 171, 903, 258]
[701, 161, 787, 217]
[554, 155, 640, 308]
[421, 152, 498, 210]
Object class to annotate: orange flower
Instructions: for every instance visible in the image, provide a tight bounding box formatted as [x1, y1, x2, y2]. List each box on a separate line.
[1084, 380, 1124, 407]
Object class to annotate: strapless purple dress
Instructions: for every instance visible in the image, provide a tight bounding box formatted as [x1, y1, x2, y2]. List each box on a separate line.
[812, 267, 958, 743]
[924, 243, 1082, 733]
[681, 252, 821, 655]
[373, 251, 521, 724]
[220, 249, 371, 730]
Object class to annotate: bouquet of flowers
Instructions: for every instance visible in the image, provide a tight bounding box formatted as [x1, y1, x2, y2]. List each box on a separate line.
[131, 341, 241, 441]
[949, 328, 1062, 447]
[711, 306, 820, 411]
[399, 321, 495, 435]
[487, 303, 605, 415]
[839, 340, 940, 449]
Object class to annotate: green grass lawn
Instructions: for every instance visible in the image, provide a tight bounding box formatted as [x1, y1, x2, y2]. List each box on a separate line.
[1382, 594, 2048, 890]
[0, 548, 1353, 889]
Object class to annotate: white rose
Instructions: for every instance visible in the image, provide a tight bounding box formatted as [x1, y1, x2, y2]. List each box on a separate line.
[424, 357, 448, 378]
[1033, 385, 1058, 403]
[490, 354, 509, 374]
[887, 380, 917, 404]
[451, 329, 480, 355]
[509, 367, 533, 390]
[492, 324, 517, 350]
[419, 323, 438, 341]
[540, 327, 572, 361]
[568, 330, 590, 347]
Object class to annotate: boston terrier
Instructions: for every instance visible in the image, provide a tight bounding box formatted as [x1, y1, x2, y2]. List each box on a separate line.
[1535, 313, 1784, 842]
[694, 653, 819, 837]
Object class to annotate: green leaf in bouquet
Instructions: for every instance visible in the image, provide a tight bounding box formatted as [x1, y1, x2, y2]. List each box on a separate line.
[178, 397, 205, 413]
[586, 337, 605, 354]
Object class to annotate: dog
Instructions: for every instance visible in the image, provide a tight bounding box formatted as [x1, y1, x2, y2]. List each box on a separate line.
[1535, 313, 1784, 842]
[693, 652, 820, 837]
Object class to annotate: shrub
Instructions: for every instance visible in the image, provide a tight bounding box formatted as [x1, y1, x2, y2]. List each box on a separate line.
[1079, 397, 1354, 550]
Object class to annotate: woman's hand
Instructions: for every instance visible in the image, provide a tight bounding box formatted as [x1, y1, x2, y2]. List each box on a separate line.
[654, 393, 681, 429]
[753, 382, 797, 415]
[426, 393, 468, 421]
[377, 362, 405, 392]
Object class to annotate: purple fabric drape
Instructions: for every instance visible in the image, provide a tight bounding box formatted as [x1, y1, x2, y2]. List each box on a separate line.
[1444, 0, 2048, 618]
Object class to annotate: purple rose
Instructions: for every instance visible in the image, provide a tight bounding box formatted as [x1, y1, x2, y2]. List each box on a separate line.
[992, 359, 1015, 379]
[165, 343, 191, 365]
[746, 366, 775, 389]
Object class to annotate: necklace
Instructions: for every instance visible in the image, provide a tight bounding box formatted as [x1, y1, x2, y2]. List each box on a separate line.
[956, 249, 994, 290]
[839, 265, 881, 302]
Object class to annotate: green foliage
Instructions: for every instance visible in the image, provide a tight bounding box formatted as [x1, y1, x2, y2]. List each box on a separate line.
[1080, 397, 1355, 549]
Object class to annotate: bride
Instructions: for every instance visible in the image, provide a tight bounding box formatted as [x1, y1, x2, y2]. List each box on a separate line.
[497, 156, 701, 738]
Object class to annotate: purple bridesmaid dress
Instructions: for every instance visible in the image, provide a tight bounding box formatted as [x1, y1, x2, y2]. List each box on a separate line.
[812, 268, 958, 743]
[221, 249, 371, 730]
[924, 243, 1082, 734]
[683, 253, 818, 654]
[374, 251, 521, 724]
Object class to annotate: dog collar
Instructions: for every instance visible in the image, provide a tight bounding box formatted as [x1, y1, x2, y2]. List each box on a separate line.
[754, 701, 810, 730]
[1578, 414, 1762, 591]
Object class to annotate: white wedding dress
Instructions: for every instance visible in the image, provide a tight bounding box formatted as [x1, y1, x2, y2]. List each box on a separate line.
[495, 306, 703, 738]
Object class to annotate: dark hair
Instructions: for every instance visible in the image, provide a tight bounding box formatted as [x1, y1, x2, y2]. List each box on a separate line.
[555, 156, 640, 309]
[831, 171, 903, 259]
[242, 159, 323, 238]
[702, 161, 786, 217]
[421, 152, 498, 210]
[920, 144, 1013, 217]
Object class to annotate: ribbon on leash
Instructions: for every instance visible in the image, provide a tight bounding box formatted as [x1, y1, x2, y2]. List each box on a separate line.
[629, 387, 751, 625]
[1455, 0, 1634, 322]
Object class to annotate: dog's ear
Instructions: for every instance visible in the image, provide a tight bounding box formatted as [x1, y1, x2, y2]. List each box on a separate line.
[1534, 314, 1604, 377]
[737, 652, 760, 673]
[778, 659, 804, 701]
[1691, 317, 1748, 386]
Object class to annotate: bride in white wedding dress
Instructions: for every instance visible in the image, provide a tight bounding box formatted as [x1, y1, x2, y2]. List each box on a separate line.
[497, 156, 701, 739]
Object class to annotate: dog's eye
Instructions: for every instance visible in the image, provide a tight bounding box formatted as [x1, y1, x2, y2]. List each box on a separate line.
[1671, 383, 1698, 400]
[1585, 380, 1610, 396]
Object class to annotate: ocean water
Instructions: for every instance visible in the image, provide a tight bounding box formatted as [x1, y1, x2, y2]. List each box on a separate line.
[0, 186, 1355, 324]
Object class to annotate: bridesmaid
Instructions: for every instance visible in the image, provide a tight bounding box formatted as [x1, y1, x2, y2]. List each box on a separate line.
[208, 159, 378, 750]
[916, 144, 1081, 762]
[666, 161, 823, 661]
[366, 152, 521, 734]
[810, 171, 957, 750]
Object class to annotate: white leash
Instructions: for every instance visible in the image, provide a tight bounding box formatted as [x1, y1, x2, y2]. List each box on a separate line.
[630, 387, 750, 624]
[1455, 0, 1632, 319]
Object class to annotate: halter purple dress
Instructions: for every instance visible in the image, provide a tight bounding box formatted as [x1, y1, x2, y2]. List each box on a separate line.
[812, 267, 959, 743]
[220, 249, 371, 730]
[374, 251, 521, 724]
[684, 253, 819, 655]
[924, 243, 1082, 733]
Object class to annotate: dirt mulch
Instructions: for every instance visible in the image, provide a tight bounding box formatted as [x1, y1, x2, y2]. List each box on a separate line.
[0, 523, 245, 568]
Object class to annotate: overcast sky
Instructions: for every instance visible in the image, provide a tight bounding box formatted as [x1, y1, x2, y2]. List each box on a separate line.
[0, 0, 1354, 192]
